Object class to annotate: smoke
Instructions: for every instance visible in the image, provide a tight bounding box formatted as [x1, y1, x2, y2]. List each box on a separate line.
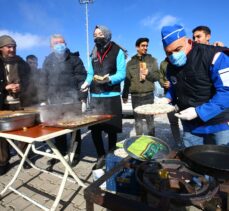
[36, 56, 84, 122]
[46, 60, 79, 101]
[25, 46, 88, 123]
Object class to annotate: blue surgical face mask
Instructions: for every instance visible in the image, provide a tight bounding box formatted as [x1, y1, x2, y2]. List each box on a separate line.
[168, 41, 188, 67]
[168, 50, 187, 67]
[53, 43, 66, 55]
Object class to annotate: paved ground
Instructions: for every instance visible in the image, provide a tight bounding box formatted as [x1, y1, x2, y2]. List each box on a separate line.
[0, 115, 181, 211]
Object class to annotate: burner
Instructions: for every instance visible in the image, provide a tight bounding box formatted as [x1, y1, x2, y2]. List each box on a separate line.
[136, 159, 219, 206]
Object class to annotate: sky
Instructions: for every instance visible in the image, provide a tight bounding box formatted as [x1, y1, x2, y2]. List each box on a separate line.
[0, 0, 229, 69]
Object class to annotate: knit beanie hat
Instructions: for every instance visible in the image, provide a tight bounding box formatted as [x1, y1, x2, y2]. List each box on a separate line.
[161, 24, 186, 48]
[95, 25, 112, 42]
[0, 35, 16, 48]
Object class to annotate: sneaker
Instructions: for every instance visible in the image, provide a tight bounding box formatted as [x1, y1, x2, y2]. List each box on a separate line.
[10, 148, 17, 156]
[47, 158, 58, 166]
[0, 163, 10, 176]
[45, 148, 51, 153]
[70, 154, 80, 167]
[23, 161, 32, 169]
[93, 155, 105, 170]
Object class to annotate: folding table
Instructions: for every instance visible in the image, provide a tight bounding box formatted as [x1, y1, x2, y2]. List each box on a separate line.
[0, 115, 111, 211]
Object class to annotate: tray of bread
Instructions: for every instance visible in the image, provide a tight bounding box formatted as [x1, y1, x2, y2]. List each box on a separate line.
[43, 114, 113, 129]
[134, 103, 175, 115]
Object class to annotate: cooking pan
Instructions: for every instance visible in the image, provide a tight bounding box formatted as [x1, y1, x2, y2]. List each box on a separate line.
[123, 135, 171, 161]
[27, 102, 82, 123]
[178, 145, 229, 180]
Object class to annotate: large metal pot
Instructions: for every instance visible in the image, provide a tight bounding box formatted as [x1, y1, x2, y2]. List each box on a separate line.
[37, 102, 82, 123]
[0, 112, 37, 131]
[25, 102, 82, 123]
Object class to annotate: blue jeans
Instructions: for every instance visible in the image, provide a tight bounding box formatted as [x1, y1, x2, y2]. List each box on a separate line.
[182, 121, 229, 147]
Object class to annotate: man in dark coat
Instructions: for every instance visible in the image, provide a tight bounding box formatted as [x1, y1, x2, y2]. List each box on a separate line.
[0, 35, 32, 175]
[42, 34, 88, 167]
[26, 54, 45, 104]
[0, 59, 8, 176]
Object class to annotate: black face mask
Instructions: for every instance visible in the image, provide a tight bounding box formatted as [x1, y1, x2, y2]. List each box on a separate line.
[94, 37, 107, 49]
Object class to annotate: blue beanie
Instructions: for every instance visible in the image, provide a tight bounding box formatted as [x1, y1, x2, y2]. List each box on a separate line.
[161, 24, 186, 47]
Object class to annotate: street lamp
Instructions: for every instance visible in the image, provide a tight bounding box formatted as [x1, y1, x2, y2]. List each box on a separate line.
[79, 0, 94, 69]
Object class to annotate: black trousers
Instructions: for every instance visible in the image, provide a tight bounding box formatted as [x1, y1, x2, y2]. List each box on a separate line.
[0, 138, 28, 166]
[131, 93, 155, 136]
[54, 129, 81, 155]
[0, 104, 27, 166]
[89, 96, 122, 157]
[91, 129, 117, 157]
[167, 110, 181, 145]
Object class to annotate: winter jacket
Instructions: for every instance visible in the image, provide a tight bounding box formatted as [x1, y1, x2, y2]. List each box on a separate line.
[159, 59, 169, 94]
[122, 54, 159, 98]
[42, 49, 87, 104]
[0, 55, 32, 107]
[86, 42, 126, 98]
[166, 43, 229, 133]
[90, 42, 122, 94]
[0, 59, 6, 109]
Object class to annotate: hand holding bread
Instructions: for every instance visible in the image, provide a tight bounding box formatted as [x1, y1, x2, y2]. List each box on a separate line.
[93, 74, 110, 84]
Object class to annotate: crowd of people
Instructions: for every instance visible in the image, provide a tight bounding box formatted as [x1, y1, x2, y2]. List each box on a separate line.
[0, 23, 228, 175]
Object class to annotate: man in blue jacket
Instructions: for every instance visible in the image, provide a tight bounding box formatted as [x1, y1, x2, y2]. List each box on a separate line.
[159, 24, 229, 147]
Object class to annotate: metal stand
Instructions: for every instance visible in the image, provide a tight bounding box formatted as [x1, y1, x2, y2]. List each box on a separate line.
[84, 157, 159, 211]
[0, 129, 86, 211]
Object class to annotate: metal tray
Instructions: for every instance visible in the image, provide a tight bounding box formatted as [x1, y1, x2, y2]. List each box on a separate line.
[37, 103, 82, 123]
[43, 114, 113, 129]
[0, 112, 37, 131]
